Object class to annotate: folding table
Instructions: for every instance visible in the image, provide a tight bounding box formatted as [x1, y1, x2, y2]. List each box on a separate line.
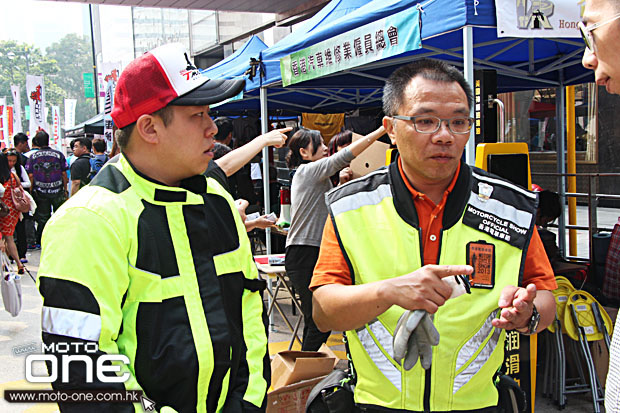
[254, 254, 304, 350]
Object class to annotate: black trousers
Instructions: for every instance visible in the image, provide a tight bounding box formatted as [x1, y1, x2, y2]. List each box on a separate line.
[33, 192, 66, 244]
[285, 245, 331, 351]
[14, 218, 27, 259]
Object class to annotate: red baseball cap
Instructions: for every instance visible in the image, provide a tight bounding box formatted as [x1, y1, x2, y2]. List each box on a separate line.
[111, 43, 245, 129]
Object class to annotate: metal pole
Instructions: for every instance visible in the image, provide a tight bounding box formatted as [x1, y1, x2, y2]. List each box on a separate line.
[260, 86, 274, 330]
[491, 98, 505, 142]
[260, 86, 271, 254]
[566, 85, 577, 256]
[556, 78, 567, 258]
[463, 26, 475, 165]
[23, 48, 29, 73]
[89, 4, 100, 113]
[588, 175, 596, 263]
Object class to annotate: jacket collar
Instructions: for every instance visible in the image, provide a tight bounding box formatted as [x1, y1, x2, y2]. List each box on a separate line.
[118, 154, 207, 203]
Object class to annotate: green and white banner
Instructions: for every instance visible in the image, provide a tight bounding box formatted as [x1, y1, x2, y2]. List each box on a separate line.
[280, 8, 421, 87]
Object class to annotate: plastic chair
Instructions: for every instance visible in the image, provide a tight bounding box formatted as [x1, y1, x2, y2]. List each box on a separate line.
[563, 290, 613, 413]
[542, 276, 575, 408]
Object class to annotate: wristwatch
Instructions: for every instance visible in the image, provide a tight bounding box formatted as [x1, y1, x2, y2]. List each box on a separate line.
[516, 304, 540, 335]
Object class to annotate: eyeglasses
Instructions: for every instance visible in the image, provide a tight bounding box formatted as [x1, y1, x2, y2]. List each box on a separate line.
[579, 12, 620, 53]
[5, 150, 18, 156]
[391, 115, 474, 134]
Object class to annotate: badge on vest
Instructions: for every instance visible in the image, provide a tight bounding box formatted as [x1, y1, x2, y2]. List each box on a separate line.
[478, 182, 493, 201]
[466, 241, 495, 289]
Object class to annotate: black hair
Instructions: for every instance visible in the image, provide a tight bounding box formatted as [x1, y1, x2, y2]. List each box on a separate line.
[382, 59, 474, 116]
[75, 137, 92, 152]
[13, 133, 28, 147]
[212, 142, 232, 160]
[286, 128, 323, 169]
[92, 138, 106, 153]
[538, 190, 561, 221]
[70, 138, 78, 150]
[214, 117, 233, 142]
[5, 148, 21, 170]
[328, 130, 353, 156]
[0, 154, 11, 184]
[115, 106, 174, 150]
[34, 131, 49, 147]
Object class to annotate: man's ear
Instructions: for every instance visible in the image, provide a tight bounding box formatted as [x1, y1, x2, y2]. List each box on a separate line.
[383, 116, 397, 146]
[134, 114, 161, 145]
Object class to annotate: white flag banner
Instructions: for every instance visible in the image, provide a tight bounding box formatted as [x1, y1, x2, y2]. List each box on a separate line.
[0, 98, 8, 148]
[496, 0, 583, 38]
[98, 61, 121, 114]
[52, 106, 61, 150]
[10, 85, 22, 134]
[64, 98, 77, 129]
[26, 74, 47, 135]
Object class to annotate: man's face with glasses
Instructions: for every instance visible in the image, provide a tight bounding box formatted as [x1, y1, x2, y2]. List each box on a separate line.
[581, 0, 620, 94]
[383, 75, 470, 189]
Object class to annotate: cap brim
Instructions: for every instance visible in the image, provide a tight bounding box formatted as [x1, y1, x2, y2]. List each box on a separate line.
[170, 78, 245, 106]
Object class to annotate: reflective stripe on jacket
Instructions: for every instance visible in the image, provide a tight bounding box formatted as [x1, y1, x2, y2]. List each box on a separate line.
[326, 161, 538, 411]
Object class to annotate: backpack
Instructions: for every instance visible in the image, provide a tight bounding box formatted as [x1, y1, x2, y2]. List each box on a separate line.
[88, 154, 108, 181]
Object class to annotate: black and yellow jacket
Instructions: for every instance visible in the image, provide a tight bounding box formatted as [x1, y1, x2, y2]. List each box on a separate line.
[37, 154, 269, 412]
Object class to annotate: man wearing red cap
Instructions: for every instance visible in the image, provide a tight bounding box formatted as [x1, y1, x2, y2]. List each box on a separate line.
[37, 43, 270, 412]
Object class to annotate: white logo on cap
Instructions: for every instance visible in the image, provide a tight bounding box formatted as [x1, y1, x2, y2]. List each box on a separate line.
[149, 43, 209, 98]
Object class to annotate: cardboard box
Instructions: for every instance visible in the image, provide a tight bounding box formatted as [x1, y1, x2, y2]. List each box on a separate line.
[266, 375, 325, 413]
[349, 132, 390, 178]
[270, 344, 338, 390]
[591, 339, 610, 388]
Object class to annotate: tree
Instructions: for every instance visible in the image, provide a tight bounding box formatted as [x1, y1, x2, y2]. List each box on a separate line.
[46, 34, 97, 125]
[0, 36, 97, 136]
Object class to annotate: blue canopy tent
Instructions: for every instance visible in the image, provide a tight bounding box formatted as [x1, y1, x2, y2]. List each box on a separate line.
[201, 35, 268, 81]
[213, 0, 590, 115]
[210, 0, 590, 254]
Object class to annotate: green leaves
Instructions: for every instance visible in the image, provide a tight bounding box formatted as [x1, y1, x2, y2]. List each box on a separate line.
[0, 35, 97, 131]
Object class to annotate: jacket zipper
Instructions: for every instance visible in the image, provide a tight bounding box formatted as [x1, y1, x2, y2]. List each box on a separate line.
[423, 228, 444, 412]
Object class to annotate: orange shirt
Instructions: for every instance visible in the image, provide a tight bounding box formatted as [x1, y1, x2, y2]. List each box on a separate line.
[311, 159, 557, 291]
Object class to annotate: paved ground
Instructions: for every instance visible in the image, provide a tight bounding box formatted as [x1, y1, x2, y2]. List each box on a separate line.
[0, 205, 617, 412]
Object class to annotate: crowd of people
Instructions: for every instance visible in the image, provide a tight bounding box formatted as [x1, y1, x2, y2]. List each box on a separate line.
[24, 41, 555, 413]
[0, 130, 110, 273]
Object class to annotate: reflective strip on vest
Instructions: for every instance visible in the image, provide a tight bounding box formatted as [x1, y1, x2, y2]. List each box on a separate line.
[453, 310, 501, 394]
[467, 192, 533, 230]
[471, 171, 537, 200]
[331, 183, 392, 217]
[357, 320, 402, 391]
[42, 306, 101, 341]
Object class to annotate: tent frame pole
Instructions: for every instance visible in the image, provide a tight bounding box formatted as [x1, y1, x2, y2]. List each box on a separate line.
[260, 86, 271, 255]
[260, 86, 275, 331]
[556, 75, 567, 258]
[463, 25, 475, 165]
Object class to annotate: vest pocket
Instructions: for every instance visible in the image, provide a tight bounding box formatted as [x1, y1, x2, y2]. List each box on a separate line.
[356, 320, 403, 391]
[453, 310, 501, 394]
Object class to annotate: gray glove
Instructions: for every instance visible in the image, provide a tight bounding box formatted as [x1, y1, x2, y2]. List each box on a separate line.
[393, 310, 439, 370]
[392, 275, 471, 370]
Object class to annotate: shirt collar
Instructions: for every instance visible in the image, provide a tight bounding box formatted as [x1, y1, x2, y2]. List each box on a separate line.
[397, 157, 461, 202]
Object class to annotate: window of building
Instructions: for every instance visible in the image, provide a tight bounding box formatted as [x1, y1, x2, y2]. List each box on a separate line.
[498, 82, 597, 163]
